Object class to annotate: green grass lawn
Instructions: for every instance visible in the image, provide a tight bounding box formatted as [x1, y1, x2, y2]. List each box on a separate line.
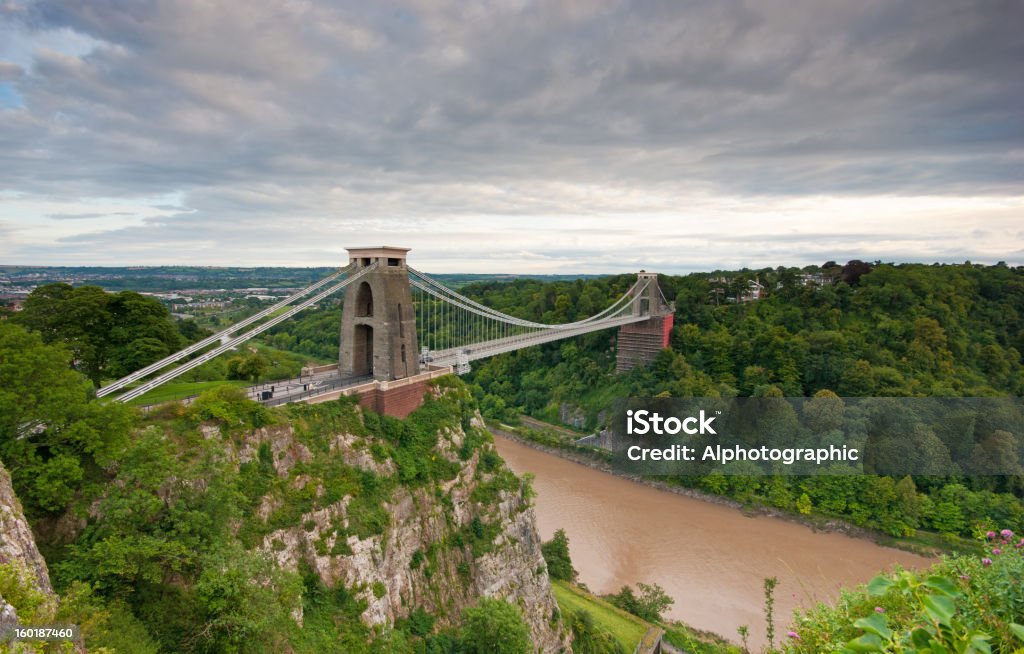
[552, 580, 650, 651]
[124, 380, 250, 406]
[251, 340, 335, 366]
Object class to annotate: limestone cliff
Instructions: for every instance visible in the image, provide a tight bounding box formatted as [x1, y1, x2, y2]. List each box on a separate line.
[0, 459, 57, 632]
[220, 389, 569, 652]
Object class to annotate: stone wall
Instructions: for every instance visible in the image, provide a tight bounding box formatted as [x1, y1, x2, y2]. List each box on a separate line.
[360, 379, 427, 418]
[308, 368, 453, 418]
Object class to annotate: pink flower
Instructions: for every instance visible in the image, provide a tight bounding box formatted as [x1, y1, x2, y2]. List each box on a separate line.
[986, 531, 997, 539]
[787, 631, 800, 640]
[874, 607, 885, 614]
[1000, 529, 1013, 539]
[982, 558, 993, 566]
[992, 548, 1002, 555]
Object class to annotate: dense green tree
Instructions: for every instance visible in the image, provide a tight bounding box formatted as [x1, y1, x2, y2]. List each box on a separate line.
[0, 322, 135, 514]
[541, 528, 577, 582]
[261, 303, 342, 362]
[177, 318, 209, 343]
[894, 476, 921, 531]
[227, 351, 270, 383]
[459, 598, 531, 654]
[607, 583, 674, 622]
[803, 390, 844, 433]
[14, 283, 186, 384]
[192, 544, 302, 652]
[968, 430, 1023, 477]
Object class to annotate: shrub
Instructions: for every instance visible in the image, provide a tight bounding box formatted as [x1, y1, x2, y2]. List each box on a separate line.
[460, 598, 531, 654]
[606, 582, 674, 623]
[0, 561, 56, 624]
[405, 607, 435, 637]
[189, 385, 273, 431]
[567, 608, 626, 654]
[785, 529, 1024, 653]
[541, 529, 577, 582]
[410, 550, 425, 570]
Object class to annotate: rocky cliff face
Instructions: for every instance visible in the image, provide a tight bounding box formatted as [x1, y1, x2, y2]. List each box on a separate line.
[223, 395, 569, 652]
[0, 459, 56, 630]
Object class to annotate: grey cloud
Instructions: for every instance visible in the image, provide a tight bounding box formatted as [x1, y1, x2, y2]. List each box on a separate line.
[0, 61, 22, 80]
[0, 0, 1021, 266]
[47, 211, 133, 220]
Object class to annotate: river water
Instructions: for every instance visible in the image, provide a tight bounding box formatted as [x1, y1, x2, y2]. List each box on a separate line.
[493, 435, 933, 648]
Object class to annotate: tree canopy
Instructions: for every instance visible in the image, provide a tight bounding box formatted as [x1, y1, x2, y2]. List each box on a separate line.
[541, 528, 577, 582]
[0, 322, 135, 514]
[460, 597, 532, 654]
[14, 283, 189, 384]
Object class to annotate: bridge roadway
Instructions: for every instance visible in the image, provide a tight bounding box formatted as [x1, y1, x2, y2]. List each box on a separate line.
[245, 370, 355, 406]
[134, 308, 652, 410]
[133, 311, 650, 410]
[424, 312, 650, 367]
[134, 369, 370, 412]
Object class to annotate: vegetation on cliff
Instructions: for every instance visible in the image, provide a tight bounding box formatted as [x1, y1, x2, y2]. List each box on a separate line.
[0, 321, 562, 652]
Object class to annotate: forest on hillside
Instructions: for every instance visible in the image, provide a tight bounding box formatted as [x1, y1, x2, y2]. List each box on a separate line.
[465, 261, 1024, 408]
[459, 262, 1024, 543]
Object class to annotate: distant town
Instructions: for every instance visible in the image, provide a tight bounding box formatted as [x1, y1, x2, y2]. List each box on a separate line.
[0, 265, 602, 318]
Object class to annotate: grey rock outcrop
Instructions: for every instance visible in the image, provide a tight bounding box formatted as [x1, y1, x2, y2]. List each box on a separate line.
[244, 413, 569, 653]
[0, 459, 56, 630]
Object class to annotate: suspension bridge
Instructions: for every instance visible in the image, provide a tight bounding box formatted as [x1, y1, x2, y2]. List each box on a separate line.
[100, 247, 673, 416]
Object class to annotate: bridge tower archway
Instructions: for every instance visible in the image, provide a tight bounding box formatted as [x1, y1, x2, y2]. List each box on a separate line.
[339, 247, 420, 381]
[355, 282, 374, 317]
[352, 324, 374, 376]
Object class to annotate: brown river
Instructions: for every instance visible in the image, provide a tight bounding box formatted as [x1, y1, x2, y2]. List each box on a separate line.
[493, 435, 933, 649]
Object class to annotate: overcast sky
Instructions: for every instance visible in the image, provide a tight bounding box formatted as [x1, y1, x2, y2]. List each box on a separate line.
[0, 0, 1021, 273]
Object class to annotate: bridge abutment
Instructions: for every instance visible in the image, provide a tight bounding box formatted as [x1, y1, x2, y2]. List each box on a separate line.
[616, 272, 674, 372]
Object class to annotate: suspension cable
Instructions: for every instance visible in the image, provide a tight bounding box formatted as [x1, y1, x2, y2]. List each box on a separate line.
[97, 263, 354, 397]
[408, 268, 647, 330]
[113, 263, 378, 403]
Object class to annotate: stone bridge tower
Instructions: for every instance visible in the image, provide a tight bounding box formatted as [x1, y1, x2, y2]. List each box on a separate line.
[615, 271, 675, 372]
[339, 246, 420, 381]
